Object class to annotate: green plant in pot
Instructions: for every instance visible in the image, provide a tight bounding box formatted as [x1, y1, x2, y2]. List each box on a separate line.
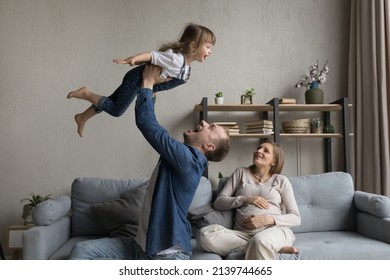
[20, 193, 52, 225]
[215, 91, 224, 104]
[241, 88, 255, 104]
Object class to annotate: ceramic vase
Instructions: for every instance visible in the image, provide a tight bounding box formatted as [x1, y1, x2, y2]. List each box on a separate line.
[305, 82, 324, 104]
[215, 97, 224, 104]
[241, 94, 253, 104]
[22, 204, 34, 225]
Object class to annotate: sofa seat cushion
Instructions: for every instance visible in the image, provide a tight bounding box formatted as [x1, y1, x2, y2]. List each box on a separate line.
[225, 231, 390, 260]
[282, 231, 390, 260]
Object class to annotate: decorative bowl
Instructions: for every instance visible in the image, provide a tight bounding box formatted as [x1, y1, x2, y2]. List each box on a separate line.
[282, 118, 310, 134]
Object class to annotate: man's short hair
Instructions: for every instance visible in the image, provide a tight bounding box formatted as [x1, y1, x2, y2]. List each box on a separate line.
[205, 131, 230, 162]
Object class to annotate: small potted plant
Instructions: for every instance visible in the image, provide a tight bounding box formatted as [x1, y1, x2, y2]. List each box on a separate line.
[310, 117, 323, 134]
[215, 91, 224, 104]
[20, 193, 52, 225]
[241, 88, 255, 104]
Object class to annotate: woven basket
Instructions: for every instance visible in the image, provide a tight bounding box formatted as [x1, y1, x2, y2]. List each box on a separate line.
[282, 118, 310, 134]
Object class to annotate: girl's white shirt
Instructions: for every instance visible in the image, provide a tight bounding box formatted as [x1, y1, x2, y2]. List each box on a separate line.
[150, 49, 190, 80]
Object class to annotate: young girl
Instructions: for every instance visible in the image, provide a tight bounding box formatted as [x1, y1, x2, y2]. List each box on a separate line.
[67, 23, 215, 137]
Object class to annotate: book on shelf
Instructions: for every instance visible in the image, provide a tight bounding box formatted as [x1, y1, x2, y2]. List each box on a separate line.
[245, 129, 274, 134]
[214, 122, 240, 134]
[246, 129, 273, 134]
[214, 121, 238, 127]
[228, 128, 240, 134]
[245, 124, 273, 130]
[245, 119, 273, 126]
[279, 98, 297, 104]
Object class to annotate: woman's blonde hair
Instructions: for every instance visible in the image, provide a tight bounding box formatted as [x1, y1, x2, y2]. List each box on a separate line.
[269, 141, 285, 175]
[159, 23, 216, 55]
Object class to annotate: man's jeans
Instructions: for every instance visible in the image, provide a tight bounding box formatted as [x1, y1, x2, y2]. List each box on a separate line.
[69, 237, 190, 260]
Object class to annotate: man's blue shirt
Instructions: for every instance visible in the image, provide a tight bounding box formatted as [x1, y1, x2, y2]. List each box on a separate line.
[135, 88, 207, 256]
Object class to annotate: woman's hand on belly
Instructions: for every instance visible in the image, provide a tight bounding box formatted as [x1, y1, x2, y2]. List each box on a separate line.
[242, 214, 275, 230]
[243, 196, 270, 209]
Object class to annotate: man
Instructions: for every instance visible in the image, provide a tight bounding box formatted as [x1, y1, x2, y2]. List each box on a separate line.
[69, 65, 230, 260]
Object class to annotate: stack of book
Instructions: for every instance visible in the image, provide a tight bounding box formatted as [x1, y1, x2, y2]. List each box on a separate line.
[245, 119, 273, 134]
[279, 98, 297, 104]
[214, 122, 240, 135]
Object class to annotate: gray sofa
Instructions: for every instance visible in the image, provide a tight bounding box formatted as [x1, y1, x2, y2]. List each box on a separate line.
[23, 172, 390, 260]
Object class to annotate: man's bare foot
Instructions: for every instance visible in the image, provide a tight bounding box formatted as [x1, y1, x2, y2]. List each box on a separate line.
[75, 113, 86, 137]
[67, 87, 90, 100]
[279, 246, 298, 254]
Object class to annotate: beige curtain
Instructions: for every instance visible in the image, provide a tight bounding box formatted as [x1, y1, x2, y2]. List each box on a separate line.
[348, 0, 390, 195]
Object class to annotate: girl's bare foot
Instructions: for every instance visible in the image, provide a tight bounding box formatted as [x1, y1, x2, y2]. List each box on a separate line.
[67, 87, 90, 100]
[279, 246, 298, 254]
[72, 105, 98, 137]
[75, 113, 86, 137]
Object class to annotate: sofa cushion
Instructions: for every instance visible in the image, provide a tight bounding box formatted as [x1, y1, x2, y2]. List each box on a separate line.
[289, 172, 355, 233]
[188, 203, 234, 238]
[226, 231, 390, 260]
[189, 176, 212, 211]
[354, 191, 390, 218]
[71, 176, 211, 237]
[196, 208, 234, 229]
[32, 195, 71, 226]
[282, 231, 390, 260]
[71, 177, 149, 236]
[90, 182, 148, 237]
[216, 177, 229, 194]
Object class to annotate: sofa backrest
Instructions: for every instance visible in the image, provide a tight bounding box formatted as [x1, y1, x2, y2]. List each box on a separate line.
[71, 177, 149, 237]
[289, 172, 356, 233]
[70, 176, 212, 237]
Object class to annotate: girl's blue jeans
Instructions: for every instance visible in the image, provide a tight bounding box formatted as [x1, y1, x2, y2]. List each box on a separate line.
[96, 64, 185, 117]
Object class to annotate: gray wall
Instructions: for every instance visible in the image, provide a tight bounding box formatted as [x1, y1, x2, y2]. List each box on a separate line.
[0, 0, 350, 256]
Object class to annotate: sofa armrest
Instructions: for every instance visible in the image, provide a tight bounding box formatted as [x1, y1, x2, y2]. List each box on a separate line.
[354, 191, 390, 218]
[354, 191, 390, 244]
[23, 216, 71, 259]
[32, 195, 71, 226]
[356, 213, 390, 244]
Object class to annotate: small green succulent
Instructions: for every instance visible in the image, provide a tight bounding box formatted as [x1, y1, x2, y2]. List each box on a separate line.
[243, 88, 255, 96]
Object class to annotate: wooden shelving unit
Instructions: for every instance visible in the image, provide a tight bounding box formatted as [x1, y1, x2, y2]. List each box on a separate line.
[194, 97, 351, 174]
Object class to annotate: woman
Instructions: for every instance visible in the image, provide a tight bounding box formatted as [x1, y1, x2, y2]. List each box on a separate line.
[196, 141, 301, 260]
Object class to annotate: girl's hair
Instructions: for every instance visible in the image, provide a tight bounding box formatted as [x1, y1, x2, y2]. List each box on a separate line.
[159, 23, 216, 55]
[250, 141, 285, 175]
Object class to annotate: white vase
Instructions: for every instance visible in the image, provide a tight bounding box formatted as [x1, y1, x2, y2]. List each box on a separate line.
[215, 97, 224, 104]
